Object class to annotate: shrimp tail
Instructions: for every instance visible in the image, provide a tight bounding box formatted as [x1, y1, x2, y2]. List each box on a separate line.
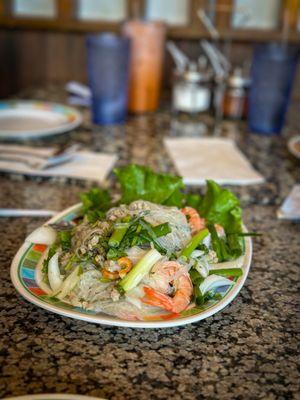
[142, 286, 174, 312]
[181, 207, 206, 235]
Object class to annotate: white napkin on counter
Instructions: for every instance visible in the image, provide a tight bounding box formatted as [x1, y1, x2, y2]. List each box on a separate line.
[0, 144, 117, 182]
[164, 137, 264, 185]
[277, 185, 300, 220]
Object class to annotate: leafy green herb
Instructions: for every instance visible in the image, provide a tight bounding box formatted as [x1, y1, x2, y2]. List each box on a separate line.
[189, 268, 204, 305]
[189, 268, 204, 286]
[227, 232, 262, 237]
[80, 187, 112, 223]
[196, 243, 209, 254]
[107, 217, 171, 259]
[189, 268, 223, 306]
[58, 230, 72, 251]
[114, 164, 184, 207]
[208, 223, 245, 262]
[64, 254, 80, 271]
[107, 247, 126, 260]
[189, 268, 225, 306]
[184, 193, 202, 209]
[138, 219, 170, 253]
[208, 223, 231, 261]
[152, 222, 171, 237]
[42, 245, 57, 274]
[78, 265, 84, 276]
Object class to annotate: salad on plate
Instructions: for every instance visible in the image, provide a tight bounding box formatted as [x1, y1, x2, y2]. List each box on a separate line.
[26, 165, 249, 321]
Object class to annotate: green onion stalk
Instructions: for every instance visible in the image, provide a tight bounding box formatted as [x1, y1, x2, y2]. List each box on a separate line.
[118, 248, 162, 292]
[208, 268, 243, 278]
[180, 228, 209, 259]
[108, 222, 129, 248]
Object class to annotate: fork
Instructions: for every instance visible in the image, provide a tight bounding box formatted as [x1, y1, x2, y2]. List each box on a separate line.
[0, 143, 80, 169]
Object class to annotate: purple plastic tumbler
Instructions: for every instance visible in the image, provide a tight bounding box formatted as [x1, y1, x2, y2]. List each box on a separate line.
[87, 33, 131, 125]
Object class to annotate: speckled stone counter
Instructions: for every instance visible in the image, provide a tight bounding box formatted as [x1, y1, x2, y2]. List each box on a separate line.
[0, 88, 299, 400]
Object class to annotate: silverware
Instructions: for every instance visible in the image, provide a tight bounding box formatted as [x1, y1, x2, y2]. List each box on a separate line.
[0, 154, 47, 169]
[0, 209, 57, 217]
[0, 144, 80, 170]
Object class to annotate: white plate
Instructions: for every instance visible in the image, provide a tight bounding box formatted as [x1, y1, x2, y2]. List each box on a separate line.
[0, 101, 82, 140]
[4, 395, 105, 400]
[288, 135, 300, 159]
[11, 204, 252, 328]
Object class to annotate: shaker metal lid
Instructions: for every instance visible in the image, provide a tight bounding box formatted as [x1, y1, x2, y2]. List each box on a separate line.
[181, 62, 213, 83]
[227, 67, 251, 88]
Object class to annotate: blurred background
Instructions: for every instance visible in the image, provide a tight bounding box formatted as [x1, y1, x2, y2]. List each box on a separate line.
[1, 0, 299, 101]
[1, 4, 300, 399]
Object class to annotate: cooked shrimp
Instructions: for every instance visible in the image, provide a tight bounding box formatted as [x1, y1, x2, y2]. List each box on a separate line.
[181, 207, 225, 237]
[146, 260, 186, 293]
[181, 207, 206, 235]
[142, 274, 193, 313]
[141, 261, 193, 313]
[118, 257, 133, 278]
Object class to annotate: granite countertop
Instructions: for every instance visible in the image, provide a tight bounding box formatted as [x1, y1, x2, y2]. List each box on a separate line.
[0, 88, 299, 400]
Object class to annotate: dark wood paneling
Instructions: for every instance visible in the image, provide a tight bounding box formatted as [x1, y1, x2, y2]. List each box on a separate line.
[215, 0, 233, 30]
[0, 29, 299, 100]
[0, 0, 300, 42]
[0, 30, 87, 96]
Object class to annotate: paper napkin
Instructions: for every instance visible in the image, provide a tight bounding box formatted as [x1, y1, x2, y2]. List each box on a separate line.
[164, 137, 264, 185]
[277, 185, 300, 220]
[0, 144, 117, 183]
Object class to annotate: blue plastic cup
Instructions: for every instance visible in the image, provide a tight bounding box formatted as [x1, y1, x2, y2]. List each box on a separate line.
[86, 33, 131, 125]
[248, 43, 299, 135]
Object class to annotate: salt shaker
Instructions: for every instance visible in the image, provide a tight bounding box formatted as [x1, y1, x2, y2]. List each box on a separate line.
[172, 62, 212, 115]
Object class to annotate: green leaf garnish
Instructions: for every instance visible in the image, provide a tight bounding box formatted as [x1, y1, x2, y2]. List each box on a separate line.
[80, 187, 112, 223]
[114, 164, 184, 207]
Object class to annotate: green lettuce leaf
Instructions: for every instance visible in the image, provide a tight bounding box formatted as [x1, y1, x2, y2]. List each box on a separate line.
[198, 180, 240, 226]
[184, 193, 202, 209]
[114, 164, 184, 207]
[198, 180, 244, 261]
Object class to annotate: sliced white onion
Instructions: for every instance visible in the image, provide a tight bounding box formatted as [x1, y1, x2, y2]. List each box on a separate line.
[26, 225, 56, 245]
[190, 250, 205, 259]
[125, 286, 144, 309]
[54, 265, 81, 300]
[125, 294, 142, 309]
[209, 256, 244, 270]
[194, 262, 209, 278]
[199, 274, 234, 295]
[202, 234, 211, 248]
[48, 252, 63, 292]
